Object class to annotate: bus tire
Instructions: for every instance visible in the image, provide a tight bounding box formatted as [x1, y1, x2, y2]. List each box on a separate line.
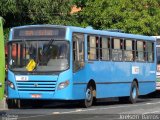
[7, 99, 16, 109]
[17, 100, 26, 109]
[81, 85, 93, 108]
[129, 81, 138, 104]
[93, 97, 97, 105]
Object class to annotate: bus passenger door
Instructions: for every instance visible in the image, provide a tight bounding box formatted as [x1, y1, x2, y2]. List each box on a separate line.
[72, 33, 86, 98]
[73, 33, 84, 72]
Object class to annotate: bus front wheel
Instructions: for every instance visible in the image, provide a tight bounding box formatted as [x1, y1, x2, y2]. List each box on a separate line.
[17, 100, 26, 109]
[81, 86, 93, 108]
[7, 99, 16, 109]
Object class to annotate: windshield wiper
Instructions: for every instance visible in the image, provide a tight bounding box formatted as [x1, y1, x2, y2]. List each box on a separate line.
[36, 39, 55, 66]
[42, 39, 55, 55]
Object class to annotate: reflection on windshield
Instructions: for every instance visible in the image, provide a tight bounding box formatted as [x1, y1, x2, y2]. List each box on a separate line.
[9, 40, 69, 72]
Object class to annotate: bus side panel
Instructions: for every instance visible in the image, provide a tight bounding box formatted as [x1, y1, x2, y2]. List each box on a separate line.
[96, 83, 130, 98]
[72, 65, 88, 100]
[85, 62, 133, 98]
[85, 61, 156, 99]
[133, 63, 156, 95]
[72, 84, 86, 99]
[0, 17, 5, 100]
[138, 82, 156, 95]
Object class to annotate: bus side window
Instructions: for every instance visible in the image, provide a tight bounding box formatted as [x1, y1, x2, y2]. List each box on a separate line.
[124, 40, 134, 61]
[112, 38, 123, 61]
[100, 37, 110, 60]
[146, 42, 154, 62]
[73, 33, 84, 72]
[136, 41, 145, 61]
[87, 36, 99, 60]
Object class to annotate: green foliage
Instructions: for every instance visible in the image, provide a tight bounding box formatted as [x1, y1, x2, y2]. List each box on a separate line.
[0, 0, 77, 42]
[27, 0, 72, 24]
[0, 0, 74, 27]
[77, 0, 160, 35]
[1, 0, 160, 37]
[3, 28, 10, 44]
[72, 0, 87, 8]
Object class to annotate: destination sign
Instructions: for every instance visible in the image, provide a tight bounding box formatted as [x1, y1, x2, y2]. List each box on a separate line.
[12, 26, 66, 40]
[19, 30, 58, 37]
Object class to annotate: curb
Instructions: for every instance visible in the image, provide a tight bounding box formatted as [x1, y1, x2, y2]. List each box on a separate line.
[0, 97, 8, 110]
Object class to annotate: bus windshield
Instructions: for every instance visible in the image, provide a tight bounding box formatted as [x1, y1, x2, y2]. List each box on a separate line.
[8, 40, 69, 72]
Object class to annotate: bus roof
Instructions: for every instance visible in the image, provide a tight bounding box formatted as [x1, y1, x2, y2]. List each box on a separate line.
[153, 36, 160, 39]
[11, 25, 155, 41]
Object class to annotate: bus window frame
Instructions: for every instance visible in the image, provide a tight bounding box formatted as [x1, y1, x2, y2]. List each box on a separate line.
[146, 41, 155, 63]
[86, 34, 155, 63]
[111, 37, 123, 62]
[99, 36, 110, 61]
[123, 39, 135, 62]
[7, 39, 71, 74]
[135, 40, 146, 62]
[72, 33, 85, 73]
[87, 35, 99, 61]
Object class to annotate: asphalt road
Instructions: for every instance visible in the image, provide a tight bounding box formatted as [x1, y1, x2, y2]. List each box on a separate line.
[1, 92, 160, 120]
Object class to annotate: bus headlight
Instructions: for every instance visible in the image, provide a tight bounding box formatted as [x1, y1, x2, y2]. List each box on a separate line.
[58, 80, 69, 90]
[7, 80, 15, 89]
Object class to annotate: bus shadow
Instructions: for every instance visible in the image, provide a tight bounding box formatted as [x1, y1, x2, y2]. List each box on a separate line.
[139, 91, 160, 98]
[9, 95, 156, 110]
[29, 97, 153, 109]
[93, 98, 153, 106]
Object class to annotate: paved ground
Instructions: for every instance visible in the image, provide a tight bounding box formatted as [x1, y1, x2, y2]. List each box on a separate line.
[0, 98, 6, 110]
[0, 92, 160, 120]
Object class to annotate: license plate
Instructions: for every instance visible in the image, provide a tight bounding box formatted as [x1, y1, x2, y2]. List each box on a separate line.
[31, 94, 41, 98]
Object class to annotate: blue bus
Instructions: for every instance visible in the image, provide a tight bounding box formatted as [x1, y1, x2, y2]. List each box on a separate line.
[7, 25, 156, 108]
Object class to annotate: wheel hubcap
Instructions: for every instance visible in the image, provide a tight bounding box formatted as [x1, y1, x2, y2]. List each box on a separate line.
[86, 89, 92, 101]
[132, 87, 137, 99]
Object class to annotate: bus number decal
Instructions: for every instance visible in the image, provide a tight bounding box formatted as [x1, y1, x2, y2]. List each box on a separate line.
[15, 76, 28, 81]
[132, 66, 140, 74]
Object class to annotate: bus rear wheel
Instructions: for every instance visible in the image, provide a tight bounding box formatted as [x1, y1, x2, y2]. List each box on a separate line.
[81, 86, 93, 108]
[119, 81, 138, 104]
[129, 81, 138, 104]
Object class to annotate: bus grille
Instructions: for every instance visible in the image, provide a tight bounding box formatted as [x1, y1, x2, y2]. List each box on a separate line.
[17, 81, 57, 92]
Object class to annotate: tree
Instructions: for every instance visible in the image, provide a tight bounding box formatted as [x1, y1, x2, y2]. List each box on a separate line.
[27, 0, 73, 25]
[77, 0, 160, 35]
[0, 0, 74, 27]
[72, 0, 87, 8]
[0, 0, 77, 42]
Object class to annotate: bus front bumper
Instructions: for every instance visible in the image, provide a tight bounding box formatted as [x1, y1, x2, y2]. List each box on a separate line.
[7, 88, 74, 100]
